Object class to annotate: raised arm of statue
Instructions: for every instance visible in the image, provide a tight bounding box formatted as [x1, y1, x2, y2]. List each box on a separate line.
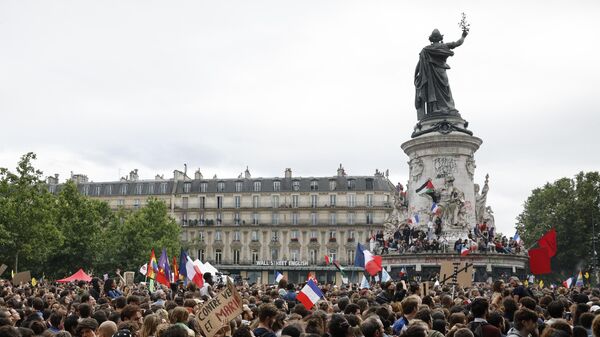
[446, 31, 468, 49]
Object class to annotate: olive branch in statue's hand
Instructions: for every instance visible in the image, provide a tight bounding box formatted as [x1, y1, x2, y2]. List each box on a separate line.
[458, 12, 470, 36]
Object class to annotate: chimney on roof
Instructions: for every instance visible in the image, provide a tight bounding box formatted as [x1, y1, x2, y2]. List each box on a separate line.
[70, 172, 89, 184]
[173, 170, 185, 181]
[284, 168, 292, 179]
[195, 169, 203, 180]
[47, 174, 60, 185]
[244, 166, 251, 179]
[129, 169, 139, 181]
[337, 164, 346, 177]
[155, 174, 164, 180]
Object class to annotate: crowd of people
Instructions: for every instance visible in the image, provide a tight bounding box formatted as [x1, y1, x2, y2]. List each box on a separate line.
[1, 270, 600, 337]
[374, 224, 523, 255]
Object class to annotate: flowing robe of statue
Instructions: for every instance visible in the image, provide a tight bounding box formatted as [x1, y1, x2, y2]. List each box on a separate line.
[414, 31, 466, 120]
[475, 178, 489, 224]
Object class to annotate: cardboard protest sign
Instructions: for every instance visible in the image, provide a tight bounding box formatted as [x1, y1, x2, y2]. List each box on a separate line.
[197, 281, 243, 337]
[439, 262, 472, 288]
[124, 272, 135, 286]
[12, 271, 31, 285]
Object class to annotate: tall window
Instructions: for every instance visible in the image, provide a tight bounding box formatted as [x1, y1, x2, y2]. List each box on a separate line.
[182, 197, 188, 209]
[216, 212, 222, 225]
[233, 231, 241, 241]
[234, 212, 241, 225]
[235, 181, 243, 192]
[183, 182, 191, 193]
[272, 213, 279, 225]
[95, 185, 102, 195]
[252, 213, 259, 225]
[328, 249, 337, 262]
[200, 182, 207, 193]
[215, 249, 222, 264]
[199, 232, 205, 242]
[199, 196, 206, 208]
[133, 199, 140, 208]
[290, 249, 299, 261]
[310, 230, 318, 239]
[159, 183, 167, 194]
[366, 194, 373, 207]
[329, 230, 336, 239]
[215, 231, 222, 241]
[310, 180, 319, 191]
[273, 181, 281, 191]
[217, 181, 225, 192]
[272, 195, 279, 208]
[366, 179, 374, 190]
[253, 181, 261, 192]
[291, 230, 299, 240]
[366, 212, 374, 224]
[329, 180, 337, 191]
[292, 181, 300, 191]
[347, 179, 355, 190]
[135, 184, 142, 195]
[348, 212, 355, 225]
[313, 195, 321, 208]
[271, 230, 279, 242]
[199, 213, 205, 225]
[347, 250, 355, 265]
[251, 230, 259, 241]
[330, 194, 336, 207]
[311, 212, 318, 225]
[234, 196, 241, 208]
[120, 184, 128, 195]
[309, 250, 317, 265]
[292, 195, 299, 208]
[347, 194, 356, 207]
[233, 249, 240, 264]
[217, 196, 223, 209]
[330, 213, 336, 225]
[253, 196, 260, 208]
[271, 248, 278, 260]
[292, 212, 299, 225]
[148, 183, 154, 194]
[251, 250, 259, 264]
[198, 249, 205, 261]
[83, 185, 90, 195]
[348, 230, 355, 240]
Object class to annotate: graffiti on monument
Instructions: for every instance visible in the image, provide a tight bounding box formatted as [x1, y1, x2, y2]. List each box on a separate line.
[433, 157, 457, 178]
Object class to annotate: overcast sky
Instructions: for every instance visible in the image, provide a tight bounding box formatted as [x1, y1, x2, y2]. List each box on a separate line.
[1, 0, 599, 235]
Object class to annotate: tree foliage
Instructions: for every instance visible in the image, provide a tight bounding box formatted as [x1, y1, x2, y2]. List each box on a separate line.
[0, 153, 182, 279]
[517, 171, 600, 276]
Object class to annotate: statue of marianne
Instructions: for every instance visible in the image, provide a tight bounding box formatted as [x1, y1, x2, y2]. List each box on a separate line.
[414, 28, 468, 120]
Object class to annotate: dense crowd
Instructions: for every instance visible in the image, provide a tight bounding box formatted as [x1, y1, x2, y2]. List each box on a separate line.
[1, 271, 600, 337]
[374, 225, 523, 255]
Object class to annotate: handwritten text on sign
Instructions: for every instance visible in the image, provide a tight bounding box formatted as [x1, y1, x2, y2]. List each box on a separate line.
[197, 281, 243, 337]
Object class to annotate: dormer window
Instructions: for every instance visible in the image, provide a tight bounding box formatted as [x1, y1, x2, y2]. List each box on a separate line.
[310, 180, 319, 191]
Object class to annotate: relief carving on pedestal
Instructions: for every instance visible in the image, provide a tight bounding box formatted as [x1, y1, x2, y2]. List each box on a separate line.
[433, 157, 457, 178]
[466, 155, 476, 180]
[409, 158, 424, 182]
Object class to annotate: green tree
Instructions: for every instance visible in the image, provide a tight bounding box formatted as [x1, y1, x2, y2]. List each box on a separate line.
[517, 171, 600, 276]
[102, 198, 181, 272]
[0, 153, 63, 274]
[46, 181, 115, 278]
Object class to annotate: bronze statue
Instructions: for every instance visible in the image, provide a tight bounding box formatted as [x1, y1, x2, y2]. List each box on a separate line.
[415, 28, 468, 120]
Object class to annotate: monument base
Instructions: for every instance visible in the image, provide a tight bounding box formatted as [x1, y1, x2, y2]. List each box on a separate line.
[401, 128, 483, 242]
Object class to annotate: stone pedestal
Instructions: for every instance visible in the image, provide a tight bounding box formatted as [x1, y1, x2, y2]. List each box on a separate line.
[401, 128, 482, 240]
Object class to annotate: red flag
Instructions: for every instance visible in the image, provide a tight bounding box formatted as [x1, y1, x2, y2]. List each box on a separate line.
[528, 247, 552, 275]
[538, 229, 557, 257]
[324, 255, 330, 265]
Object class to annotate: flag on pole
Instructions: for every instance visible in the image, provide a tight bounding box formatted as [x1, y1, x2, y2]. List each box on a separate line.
[324, 255, 330, 265]
[275, 271, 284, 284]
[374, 274, 380, 283]
[148, 249, 158, 279]
[139, 263, 148, 276]
[185, 256, 204, 287]
[354, 243, 382, 276]
[399, 267, 406, 277]
[415, 179, 434, 194]
[409, 214, 420, 225]
[460, 246, 470, 256]
[431, 203, 440, 214]
[178, 250, 189, 282]
[528, 248, 551, 275]
[576, 271, 584, 287]
[381, 269, 391, 283]
[538, 229, 557, 257]
[360, 274, 370, 289]
[172, 255, 179, 282]
[333, 260, 347, 279]
[513, 232, 522, 244]
[155, 249, 171, 286]
[563, 277, 573, 288]
[297, 279, 324, 310]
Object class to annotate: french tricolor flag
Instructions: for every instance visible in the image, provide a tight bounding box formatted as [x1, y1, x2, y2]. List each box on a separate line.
[460, 246, 470, 256]
[297, 279, 324, 310]
[185, 256, 204, 287]
[275, 271, 284, 283]
[354, 243, 383, 276]
[409, 214, 419, 224]
[431, 203, 440, 215]
[563, 277, 573, 288]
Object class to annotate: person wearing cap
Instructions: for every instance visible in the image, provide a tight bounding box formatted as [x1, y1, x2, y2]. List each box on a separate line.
[77, 318, 99, 337]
